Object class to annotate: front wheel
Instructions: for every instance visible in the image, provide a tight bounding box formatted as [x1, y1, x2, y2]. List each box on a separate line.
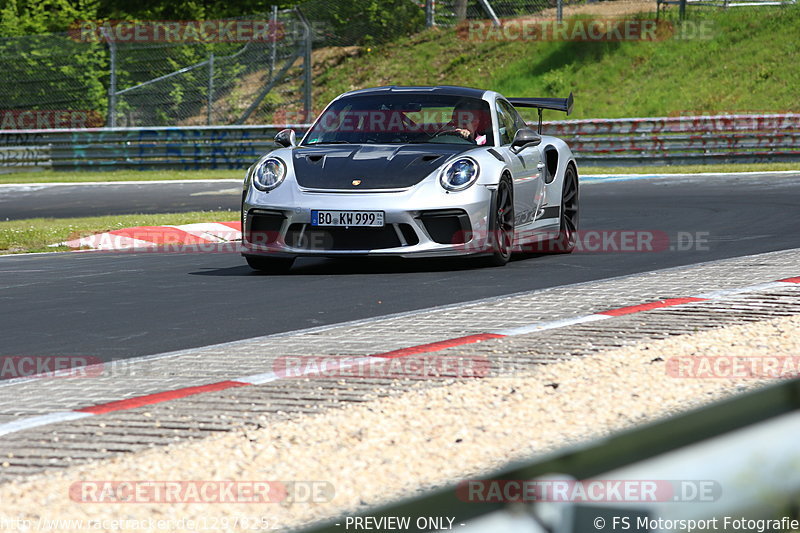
[245, 255, 295, 274]
[478, 176, 514, 268]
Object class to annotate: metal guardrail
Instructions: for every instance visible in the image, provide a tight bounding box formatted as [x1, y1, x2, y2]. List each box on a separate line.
[0, 114, 798, 173]
[548, 113, 800, 165]
[0, 125, 305, 172]
[299, 378, 800, 533]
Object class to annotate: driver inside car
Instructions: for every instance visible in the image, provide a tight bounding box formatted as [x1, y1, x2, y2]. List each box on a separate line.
[444, 101, 488, 145]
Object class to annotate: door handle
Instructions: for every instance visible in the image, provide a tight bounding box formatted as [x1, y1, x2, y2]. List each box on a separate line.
[537, 162, 545, 170]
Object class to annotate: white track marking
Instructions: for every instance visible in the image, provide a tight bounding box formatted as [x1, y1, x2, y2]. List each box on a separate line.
[236, 372, 280, 386]
[0, 411, 92, 437]
[494, 314, 611, 336]
[58, 222, 242, 250]
[172, 222, 242, 243]
[694, 281, 793, 299]
[63, 233, 156, 250]
[237, 357, 377, 385]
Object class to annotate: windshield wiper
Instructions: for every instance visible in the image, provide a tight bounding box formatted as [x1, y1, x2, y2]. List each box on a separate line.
[305, 140, 353, 145]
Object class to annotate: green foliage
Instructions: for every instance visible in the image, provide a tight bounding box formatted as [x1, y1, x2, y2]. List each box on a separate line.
[2, 0, 796, 125]
[0, 0, 283, 124]
[94, 0, 305, 20]
[0, 0, 98, 36]
[0, 0, 413, 125]
[0, 0, 307, 34]
[315, 6, 800, 119]
[301, 0, 425, 45]
[0, 33, 107, 115]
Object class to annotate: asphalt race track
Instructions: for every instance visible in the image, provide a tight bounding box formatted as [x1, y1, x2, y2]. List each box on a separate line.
[1, 172, 799, 364]
[0, 181, 241, 220]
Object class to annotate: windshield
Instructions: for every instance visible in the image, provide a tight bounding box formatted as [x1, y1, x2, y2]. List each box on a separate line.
[302, 94, 494, 146]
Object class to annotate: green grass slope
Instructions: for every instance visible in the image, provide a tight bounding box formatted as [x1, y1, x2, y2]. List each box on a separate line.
[313, 6, 800, 120]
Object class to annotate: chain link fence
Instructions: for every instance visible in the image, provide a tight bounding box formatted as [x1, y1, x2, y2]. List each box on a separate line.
[425, 0, 608, 25]
[108, 12, 312, 128]
[0, 10, 314, 129]
[0, 0, 649, 130]
[657, 0, 795, 19]
[0, 33, 108, 129]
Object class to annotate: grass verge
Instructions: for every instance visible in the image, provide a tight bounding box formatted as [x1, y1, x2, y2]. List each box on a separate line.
[0, 210, 237, 255]
[312, 7, 800, 121]
[0, 169, 243, 185]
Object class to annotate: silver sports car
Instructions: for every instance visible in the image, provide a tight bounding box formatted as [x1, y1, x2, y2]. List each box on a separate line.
[241, 85, 578, 273]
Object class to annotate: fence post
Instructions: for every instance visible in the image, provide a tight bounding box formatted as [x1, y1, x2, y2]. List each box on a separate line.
[557, 0, 564, 22]
[207, 52, 215, 126]
[679, 0, 686, 19]
[426, 0, 435, 27]
[477, 0, 502, 26]
[270, 5, 278, 78]
[104, 29, 117, 128]
[301, 14, 313, 122]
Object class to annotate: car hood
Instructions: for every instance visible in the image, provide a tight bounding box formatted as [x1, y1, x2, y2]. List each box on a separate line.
[291, 144, 472, 190]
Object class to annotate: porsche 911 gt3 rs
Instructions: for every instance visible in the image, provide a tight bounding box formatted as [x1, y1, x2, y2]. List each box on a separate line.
[241, 85, 579, 273]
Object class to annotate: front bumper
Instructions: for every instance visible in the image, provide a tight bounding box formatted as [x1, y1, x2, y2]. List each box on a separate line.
[242, 181, 495, 258]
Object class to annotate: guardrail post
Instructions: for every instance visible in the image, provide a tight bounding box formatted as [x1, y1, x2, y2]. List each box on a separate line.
[557, 0, 564, 22]
[679, 0, 687, 19]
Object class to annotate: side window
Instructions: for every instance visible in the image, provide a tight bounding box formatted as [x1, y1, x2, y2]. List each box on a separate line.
[495, 101, 516, 145]
[500, 100, 528, 142]
[506, 102, 529, 132]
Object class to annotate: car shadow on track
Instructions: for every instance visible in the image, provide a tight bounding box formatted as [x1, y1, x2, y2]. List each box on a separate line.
[189, 254, 538, 277]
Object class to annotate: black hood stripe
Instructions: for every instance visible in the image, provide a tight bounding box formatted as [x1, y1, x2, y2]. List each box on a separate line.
[292, 144, 473, 190]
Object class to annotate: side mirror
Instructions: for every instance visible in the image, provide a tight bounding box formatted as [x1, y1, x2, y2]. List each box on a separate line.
[511, 128, 541, 153]
[275, 128, 297, 148]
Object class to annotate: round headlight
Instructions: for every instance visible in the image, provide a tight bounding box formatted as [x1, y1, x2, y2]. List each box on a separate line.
[250, 157, 286, 192]
[440, 157, 479, 191]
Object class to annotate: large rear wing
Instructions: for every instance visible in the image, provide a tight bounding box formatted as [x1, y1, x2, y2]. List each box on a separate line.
[507, 92, 574, 134]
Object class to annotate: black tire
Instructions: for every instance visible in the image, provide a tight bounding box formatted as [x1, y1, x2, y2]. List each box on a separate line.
[245, 255, 295, 274]
[543, 164, 579, 254]
[479, 176, 514, 267]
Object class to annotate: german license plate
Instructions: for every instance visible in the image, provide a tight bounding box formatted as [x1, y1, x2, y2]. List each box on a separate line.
[311, 210, 384, 227]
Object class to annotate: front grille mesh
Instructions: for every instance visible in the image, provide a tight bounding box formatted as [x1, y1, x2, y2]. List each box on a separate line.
[286, 224, 419, 251]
